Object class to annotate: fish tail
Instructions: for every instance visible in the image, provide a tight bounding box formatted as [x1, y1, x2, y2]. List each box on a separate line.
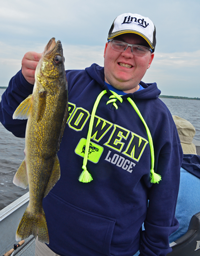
[16, 206, 49, 244]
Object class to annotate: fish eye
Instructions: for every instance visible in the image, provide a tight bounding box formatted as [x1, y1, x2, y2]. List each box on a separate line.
[54, 55, 63, 64]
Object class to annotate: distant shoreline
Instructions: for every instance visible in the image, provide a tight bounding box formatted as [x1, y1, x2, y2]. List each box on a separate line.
[160, 95, 200, 100]
[0, 86, 199, 100]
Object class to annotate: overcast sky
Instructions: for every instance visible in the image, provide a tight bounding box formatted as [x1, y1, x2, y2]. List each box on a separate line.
[0, 0, 199, 97]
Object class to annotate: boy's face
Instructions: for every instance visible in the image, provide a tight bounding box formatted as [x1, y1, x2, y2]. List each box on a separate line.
[104, 34, 154, 93]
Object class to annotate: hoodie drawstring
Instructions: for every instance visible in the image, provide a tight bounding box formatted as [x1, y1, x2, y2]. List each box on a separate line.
[106, 91, 123, 109]
[79, 90, 161, 184]
[79, 90, 107, 183]
[127, 97, 161, 184]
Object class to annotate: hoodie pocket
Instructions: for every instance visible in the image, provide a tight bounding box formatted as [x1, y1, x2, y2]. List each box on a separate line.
[45, 193, 116, 256]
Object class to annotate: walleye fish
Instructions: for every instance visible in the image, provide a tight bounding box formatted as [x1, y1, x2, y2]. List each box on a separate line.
[12, 38, 68, 244]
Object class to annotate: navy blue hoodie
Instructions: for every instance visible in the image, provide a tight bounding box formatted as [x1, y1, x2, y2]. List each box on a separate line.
[0, 64, 182, 256]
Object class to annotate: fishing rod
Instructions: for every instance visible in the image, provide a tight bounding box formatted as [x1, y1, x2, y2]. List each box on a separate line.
[3, 240, 24, 256]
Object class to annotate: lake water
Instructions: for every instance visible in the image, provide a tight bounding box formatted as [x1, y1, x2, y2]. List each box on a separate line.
[0, 89, 27, 210]
[0, 88, 200, 209]
[161, 97, 200, 141]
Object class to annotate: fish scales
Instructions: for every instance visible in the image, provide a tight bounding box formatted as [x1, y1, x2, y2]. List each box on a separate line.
[12, 37, 68, 244]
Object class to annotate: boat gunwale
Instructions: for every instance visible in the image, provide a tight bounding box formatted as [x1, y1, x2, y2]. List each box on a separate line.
[0, 192, 29, 222]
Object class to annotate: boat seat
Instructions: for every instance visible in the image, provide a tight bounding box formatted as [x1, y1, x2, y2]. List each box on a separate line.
[167, 212, 200, 256]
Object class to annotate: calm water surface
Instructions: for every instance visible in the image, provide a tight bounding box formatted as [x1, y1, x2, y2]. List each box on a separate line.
[0, 88, 199, 209]
[161, 97, 200, 141]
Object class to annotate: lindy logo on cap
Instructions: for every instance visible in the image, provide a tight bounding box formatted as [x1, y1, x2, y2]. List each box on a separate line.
[122, 16, 149, 29]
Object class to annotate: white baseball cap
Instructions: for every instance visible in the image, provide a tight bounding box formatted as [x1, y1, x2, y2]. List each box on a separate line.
[107, 13, 156, 52]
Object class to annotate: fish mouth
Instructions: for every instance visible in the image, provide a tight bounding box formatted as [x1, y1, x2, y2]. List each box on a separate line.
[44, 37, 62, 55]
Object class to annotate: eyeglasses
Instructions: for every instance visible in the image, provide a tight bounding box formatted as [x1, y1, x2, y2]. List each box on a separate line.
[108, 39, 153, 56]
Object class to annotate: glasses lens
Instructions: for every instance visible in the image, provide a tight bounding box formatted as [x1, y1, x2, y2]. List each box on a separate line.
[111, 40, 127, 52]
[110, 40, 151, 56]
[132, 45, 150, 56]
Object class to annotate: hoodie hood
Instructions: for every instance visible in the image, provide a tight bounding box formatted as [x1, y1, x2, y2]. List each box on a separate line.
[85, 63, 161, 100]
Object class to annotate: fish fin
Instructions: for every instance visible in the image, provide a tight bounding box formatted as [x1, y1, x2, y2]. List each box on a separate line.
[16, 205, 49, 244]
[13, 160, 28, 189]
[44, 155, 61, 198]
[13, 95, 33, 120]
[37, 89, 47, 122]
[57, 98, 68, 151]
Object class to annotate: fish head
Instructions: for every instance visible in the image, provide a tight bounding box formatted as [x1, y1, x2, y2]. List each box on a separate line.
[36, 37, 66, 83]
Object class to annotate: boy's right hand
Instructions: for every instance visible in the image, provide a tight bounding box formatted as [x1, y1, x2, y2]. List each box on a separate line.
[21, 52, 42, 85]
